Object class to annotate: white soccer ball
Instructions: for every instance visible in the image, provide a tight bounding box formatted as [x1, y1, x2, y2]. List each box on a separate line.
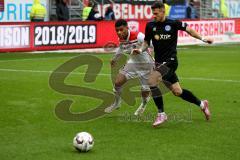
[73, 132, 94, 152]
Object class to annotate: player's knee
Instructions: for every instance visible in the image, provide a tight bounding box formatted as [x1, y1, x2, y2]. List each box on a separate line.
[148, 76, 159, 86]
[114, 79, 124, 87]
[148, 78, 155, 86]
[114, 81, 121, 87]
[141, 89, 150, 97]
[148, 71, 162, 86]
[172, 88, 182, 96]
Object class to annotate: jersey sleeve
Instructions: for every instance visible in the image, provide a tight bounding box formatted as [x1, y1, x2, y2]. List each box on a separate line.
[175, 20, 188, 31]
[137, 32, 145, 43]
[144, 23, 152, 45]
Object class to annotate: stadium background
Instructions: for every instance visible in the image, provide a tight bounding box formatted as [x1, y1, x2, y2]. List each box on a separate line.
[1, 0, 240, 52]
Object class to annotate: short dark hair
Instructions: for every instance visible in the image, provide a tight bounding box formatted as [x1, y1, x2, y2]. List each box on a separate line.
[115, 19, 128, 28]
[151, 2, 165, 10]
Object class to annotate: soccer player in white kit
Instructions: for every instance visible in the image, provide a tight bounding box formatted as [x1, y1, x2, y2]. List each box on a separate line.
[104, 19, 154, 115]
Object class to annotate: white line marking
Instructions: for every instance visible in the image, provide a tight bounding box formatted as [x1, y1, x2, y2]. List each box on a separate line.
[0, 68, 110, 76]
[180, 77, 240, 83]
[0, 56, 74, 63]
[0, 68, 239, 83]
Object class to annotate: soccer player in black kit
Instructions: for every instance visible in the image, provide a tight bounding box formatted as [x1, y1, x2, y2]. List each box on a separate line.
[133, 2, 213, 127]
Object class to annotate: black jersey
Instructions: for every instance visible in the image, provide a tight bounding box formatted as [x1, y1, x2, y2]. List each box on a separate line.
[144, 18, 188, 63]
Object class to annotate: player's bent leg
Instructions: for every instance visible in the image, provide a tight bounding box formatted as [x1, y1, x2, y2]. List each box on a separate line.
[169, 82, 211, 120]
[149, 86, 167, 126]
[114, 73, 128, 87]
[134, 90, 150, 116]
[104, 73, 127, 113]
[148, 71, 168, 126]
[169, 82, 183, 96]
[134, 74, 151, 116]
[148, 70, 162, 87]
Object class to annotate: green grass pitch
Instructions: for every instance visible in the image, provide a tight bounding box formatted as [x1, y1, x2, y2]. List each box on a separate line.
[0, 44, 240, 160]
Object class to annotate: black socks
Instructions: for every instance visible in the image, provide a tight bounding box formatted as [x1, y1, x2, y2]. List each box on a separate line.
[179, 89, 201, 106]
[150, 86, 164, 113]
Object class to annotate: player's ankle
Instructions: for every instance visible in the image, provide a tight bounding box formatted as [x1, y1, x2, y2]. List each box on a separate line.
[200, 101, 204, 109]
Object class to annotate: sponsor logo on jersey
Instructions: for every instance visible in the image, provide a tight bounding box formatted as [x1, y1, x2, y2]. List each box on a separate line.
[154, 34, 171, 40]
[154, 34, 160, 40]
[165, 25, 171, 31]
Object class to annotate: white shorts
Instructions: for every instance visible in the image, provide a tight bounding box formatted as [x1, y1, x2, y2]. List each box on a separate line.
[120, 63, 154, 91]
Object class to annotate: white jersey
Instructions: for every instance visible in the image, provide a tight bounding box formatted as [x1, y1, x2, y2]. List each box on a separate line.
[114, 30, 154, 64]
[113, 30, 154, 90]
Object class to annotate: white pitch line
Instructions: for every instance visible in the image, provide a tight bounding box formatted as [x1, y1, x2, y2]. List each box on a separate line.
[180, 77, 240, 83]
[0, 68, 110, 76]
[0, 68, 239, 83]
[0, 56, 75, 63]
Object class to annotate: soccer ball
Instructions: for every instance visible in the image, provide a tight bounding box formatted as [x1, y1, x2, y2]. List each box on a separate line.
[73, 132, 94, 152]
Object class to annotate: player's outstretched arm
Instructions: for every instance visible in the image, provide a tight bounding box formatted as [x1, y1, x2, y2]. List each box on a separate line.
[186, 27, 214, 44]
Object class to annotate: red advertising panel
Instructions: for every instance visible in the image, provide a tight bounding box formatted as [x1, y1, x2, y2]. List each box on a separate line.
[0, 19, 240, 53]
[178, 19, 240, 45]
[0, 24, 31, 50]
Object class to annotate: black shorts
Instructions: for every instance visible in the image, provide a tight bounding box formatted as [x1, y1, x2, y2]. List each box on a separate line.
[155, 58, 179, 85]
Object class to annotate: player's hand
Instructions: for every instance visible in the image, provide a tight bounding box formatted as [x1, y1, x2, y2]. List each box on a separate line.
[202, 38, 213, 44]
[131, 49, 141, 55]
[110, 59, 116, 67]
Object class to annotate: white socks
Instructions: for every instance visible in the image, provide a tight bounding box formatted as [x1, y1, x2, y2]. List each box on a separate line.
[142, 96, 150, 106]
[158, 112, 166, 116]
[200, 101, 204, 109]
[113, 86, 122, 105]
